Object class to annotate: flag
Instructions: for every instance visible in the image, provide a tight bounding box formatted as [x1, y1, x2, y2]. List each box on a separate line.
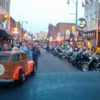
[82, 1, 85, 7]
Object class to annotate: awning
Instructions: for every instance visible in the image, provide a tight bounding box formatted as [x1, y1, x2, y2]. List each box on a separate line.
[0, 29, 12, 39]
[84, 30, 96, 33]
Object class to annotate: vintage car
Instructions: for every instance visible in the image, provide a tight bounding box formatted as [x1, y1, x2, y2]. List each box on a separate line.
[0, 51, 35, 83]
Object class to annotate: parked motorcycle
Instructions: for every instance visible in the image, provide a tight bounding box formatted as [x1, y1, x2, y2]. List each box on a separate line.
[81, 53, 100, 71]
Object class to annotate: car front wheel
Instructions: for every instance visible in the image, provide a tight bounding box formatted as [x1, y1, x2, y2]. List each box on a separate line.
[19, 70, 25, 83]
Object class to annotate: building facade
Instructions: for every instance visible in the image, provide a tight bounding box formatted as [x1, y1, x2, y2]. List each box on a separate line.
[84, 0, 100, 47]
[0, 0, 11, 14]
[0, 0, 11, 30]
[48, 22, 82, 44]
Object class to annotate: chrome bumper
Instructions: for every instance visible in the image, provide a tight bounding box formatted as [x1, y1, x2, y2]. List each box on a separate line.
[0, 79, 14, 83]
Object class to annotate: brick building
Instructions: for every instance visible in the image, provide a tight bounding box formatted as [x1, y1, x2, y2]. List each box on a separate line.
[48, 22, 82, 42]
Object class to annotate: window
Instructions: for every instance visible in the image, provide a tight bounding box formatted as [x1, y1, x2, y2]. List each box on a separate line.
[23, 54, 27, 59]
[12, 55, 18, 62]
[0, 56, 9, 62]
[20, 54, 23, 61]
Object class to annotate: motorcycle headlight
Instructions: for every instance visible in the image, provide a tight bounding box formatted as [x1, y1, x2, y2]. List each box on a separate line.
[0, 64, 5, 75]
[89, 57, 92, 60]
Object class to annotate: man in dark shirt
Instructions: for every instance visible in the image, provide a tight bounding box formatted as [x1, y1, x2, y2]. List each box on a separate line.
[32, 43, 41, 70]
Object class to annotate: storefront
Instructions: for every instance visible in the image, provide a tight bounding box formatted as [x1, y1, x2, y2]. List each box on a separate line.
[83, 30, 96, 48]
[98, 30, 100, 46]
[0, 29, 13, 50]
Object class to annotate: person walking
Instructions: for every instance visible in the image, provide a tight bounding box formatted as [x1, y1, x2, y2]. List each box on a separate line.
[46, 43, 50, 53]
[19, 42, 28, 56]
[32, 43, 41, 70]
[27, 44, 33, 61]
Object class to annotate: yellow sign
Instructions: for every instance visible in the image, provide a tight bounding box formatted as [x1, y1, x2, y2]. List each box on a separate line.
[12, 27, 19, 34]
[23, 34, 27, 39]
[66, 29, 70, 36]
[72, 25, 77, 31]
[49, 36, 52, 42]
[4, 14, 9, 18]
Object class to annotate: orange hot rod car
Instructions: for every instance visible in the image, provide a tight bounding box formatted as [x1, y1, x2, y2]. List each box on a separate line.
[0, 51, 35, 83]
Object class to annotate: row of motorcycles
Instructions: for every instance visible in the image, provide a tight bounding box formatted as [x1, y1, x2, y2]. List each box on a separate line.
[50, 46, 100, 71]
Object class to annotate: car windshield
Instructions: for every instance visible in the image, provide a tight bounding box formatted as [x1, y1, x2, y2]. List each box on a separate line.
[0, 56, 9, 62]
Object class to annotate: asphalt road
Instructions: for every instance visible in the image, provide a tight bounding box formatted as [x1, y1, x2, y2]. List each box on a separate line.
[37, 49, 79, 73]
[0, 49, 100, 100]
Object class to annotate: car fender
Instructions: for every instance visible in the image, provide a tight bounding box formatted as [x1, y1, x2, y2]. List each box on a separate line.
[12, 66, 23, 80]
[27, 61, 35, 73]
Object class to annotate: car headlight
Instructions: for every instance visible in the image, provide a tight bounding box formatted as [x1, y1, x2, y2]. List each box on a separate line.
[0, 64, 5, 75]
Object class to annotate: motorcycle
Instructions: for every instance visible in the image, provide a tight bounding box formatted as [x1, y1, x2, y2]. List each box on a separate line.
[81, 53, 100, 71]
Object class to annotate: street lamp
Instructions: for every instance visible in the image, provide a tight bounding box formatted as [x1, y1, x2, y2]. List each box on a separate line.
[21, 21, 28, 30]
[21, 21, 28, 41]
[67, 0, 78, 24]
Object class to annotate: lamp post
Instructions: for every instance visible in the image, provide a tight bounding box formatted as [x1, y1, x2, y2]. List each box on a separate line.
[75, 0, 78, 24]
[21, 21, 27, 41]
[67, 0, 78, 24]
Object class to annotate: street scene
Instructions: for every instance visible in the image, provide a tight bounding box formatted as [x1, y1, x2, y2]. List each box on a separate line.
[0, 0, 100, 100]
[0, 49, 100, 100]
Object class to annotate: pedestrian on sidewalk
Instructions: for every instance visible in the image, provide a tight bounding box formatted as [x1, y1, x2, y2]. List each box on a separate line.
[46, 43, 50, 53]
[32, 43, 41, 70]
[19, 42, 28, 56]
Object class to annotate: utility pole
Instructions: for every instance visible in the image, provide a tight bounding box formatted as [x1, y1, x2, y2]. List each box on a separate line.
[75, 0, 78, 24]
[67, 0, 78, 24]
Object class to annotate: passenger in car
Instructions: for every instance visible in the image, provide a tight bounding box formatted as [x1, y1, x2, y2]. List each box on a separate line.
[12, 46, 19, 52]
[2, 43, 10, 51]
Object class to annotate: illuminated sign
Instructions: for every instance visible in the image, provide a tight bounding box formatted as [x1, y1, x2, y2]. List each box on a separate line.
[66, 29, 70, 36]
[76, 18, 87, 30]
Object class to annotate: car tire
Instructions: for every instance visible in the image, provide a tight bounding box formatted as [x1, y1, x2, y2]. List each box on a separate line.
[31, 66, 35, 75]
[19, 70, 25, 83]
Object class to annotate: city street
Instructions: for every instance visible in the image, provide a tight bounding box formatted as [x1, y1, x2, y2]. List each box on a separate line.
[0, 49, 100, 100]
[0, 0, 100, 100]
[37, 49, 79, 73]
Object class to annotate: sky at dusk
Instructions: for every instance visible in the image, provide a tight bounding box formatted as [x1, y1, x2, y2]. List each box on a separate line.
[10, 0, 85, 34]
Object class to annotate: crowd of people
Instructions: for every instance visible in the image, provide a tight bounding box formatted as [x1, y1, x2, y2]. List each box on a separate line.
[0, 41, 100, 70]
[0, 41, 41, 70]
